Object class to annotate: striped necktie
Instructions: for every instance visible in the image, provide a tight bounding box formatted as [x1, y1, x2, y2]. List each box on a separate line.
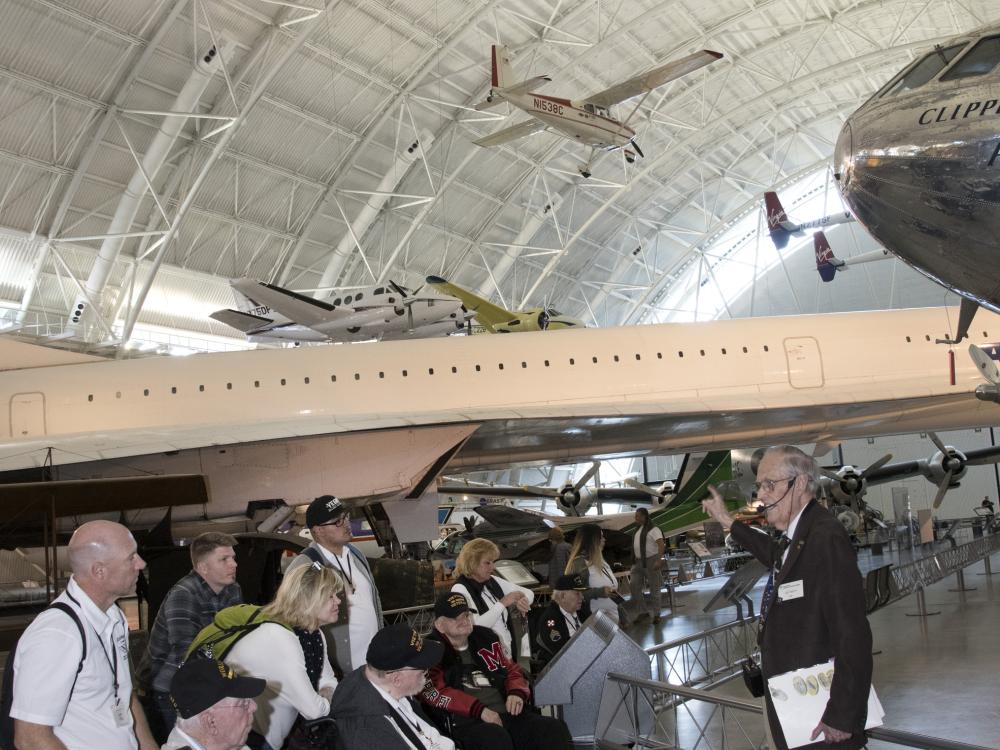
[760, 534, 790, 622]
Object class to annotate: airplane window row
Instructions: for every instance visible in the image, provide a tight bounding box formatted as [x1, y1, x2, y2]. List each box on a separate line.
[81, 331, 990, 403]
[879, 35, 1000, 98]
[941, 35, 1000, 81]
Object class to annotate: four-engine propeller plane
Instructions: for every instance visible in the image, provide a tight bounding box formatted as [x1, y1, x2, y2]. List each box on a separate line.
[473, 45, 723, 178]
[425, 275, 584, 332]
[210, 277, 468, 344]
[834, 26, 1000, 344]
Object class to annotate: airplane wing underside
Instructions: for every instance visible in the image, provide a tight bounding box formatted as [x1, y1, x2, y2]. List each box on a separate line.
[584, 49, 723, 109]
[473, 120, 547, 147]
[449, 392, 989, 472]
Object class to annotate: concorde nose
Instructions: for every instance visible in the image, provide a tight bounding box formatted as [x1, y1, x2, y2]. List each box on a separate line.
[833, 120, 853, 187]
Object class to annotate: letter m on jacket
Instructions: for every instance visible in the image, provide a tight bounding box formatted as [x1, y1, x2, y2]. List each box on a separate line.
[477, 642, 505, 671]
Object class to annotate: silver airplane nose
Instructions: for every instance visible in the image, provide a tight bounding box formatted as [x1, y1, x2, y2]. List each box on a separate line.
[833, 121, 852, 186]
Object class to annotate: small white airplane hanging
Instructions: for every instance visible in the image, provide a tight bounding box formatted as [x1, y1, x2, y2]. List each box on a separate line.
[473, 45, 723, 177]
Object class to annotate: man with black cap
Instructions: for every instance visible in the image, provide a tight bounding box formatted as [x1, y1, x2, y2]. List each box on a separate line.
[534, 574, 588, 668]
[163, 659, 265, 750]
[331, 623, 454, 749]
[422, 593, 572, 750]
[287, 495, 384, 676]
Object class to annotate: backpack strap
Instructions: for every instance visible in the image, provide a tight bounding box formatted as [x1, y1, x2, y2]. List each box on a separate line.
[301, 546, 324, 565]
[48, 602, 87, 675]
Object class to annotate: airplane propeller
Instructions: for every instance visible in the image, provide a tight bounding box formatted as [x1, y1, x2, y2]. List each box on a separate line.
[537, 310, 550, 330]
[820, 452, 892, 505]
[925, 432, 970, 509]
[517, 461, 601, 516]
[630, 139, 645, 159]
[623, 477, 675, 507]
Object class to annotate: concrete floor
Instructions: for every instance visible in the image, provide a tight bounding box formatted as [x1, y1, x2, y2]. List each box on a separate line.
[625, 551, 1000, 748]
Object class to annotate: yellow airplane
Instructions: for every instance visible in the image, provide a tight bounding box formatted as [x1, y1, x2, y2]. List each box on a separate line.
[426, 275, 585, 333]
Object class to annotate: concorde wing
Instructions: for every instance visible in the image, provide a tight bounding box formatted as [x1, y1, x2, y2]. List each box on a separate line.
[230, 278, 352, 329]
[472, 119, 547, 147]
[584, 49, 723, 109]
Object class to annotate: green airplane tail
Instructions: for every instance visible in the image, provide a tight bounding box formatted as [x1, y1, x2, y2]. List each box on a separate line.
[623, 450, 740, 537]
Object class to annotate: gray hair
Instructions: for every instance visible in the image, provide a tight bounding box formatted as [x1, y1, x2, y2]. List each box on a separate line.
[763, 445, 819, 494]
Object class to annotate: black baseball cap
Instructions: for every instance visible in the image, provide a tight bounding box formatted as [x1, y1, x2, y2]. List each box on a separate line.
[554, 573, 587, 591]
[434, 592, 471, 618]
[366, 623, 444, 671]
[306, 495, 348, 527]
[169, 659, 265, 719]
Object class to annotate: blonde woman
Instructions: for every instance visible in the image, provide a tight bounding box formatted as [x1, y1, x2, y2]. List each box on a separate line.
[451, 539, 534, 659]
[225, 563, 343, 750]
[564, 524, 620, 623]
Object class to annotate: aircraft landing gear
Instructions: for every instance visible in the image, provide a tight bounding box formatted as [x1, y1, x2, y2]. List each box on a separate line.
[624, 149, 636, 164]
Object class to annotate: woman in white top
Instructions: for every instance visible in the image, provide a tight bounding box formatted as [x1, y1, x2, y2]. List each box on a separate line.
[565, 524, 620, 623]
[451, 538, 534, 659]
[225, 563, 343, 750]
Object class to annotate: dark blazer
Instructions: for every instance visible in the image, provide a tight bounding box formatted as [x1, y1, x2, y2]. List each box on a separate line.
[534, 600, 575, 667]
[730, 501, 872, 750]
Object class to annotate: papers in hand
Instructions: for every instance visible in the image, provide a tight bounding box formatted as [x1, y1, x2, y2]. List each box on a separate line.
[767, 659, 884, 749]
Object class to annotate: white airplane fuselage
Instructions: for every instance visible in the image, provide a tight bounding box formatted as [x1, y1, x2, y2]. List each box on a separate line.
[3, 307, 998, 510]
[509, 92, 636, 152]
[245, 294, 465, 343]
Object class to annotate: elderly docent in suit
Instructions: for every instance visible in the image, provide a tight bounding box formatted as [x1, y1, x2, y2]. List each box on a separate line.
[702, 445, 872, 750]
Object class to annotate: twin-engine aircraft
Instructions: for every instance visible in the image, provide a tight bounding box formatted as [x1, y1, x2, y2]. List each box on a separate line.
[473, 45, 722, 177]
[210, 277, 468, 344]
[763, 191, 855, 250]
[425, 275, 584, 332]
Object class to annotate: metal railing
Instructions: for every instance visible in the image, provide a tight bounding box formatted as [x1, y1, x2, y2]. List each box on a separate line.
[889, 533, 1000, 600]
[645, 617, 758, 687]
[598, 673, 996, 750]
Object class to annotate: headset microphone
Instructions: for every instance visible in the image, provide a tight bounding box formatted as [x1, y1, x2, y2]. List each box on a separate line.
[755, 498, 783, 513]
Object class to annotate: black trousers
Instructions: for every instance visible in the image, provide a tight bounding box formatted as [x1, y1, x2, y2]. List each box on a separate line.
[450, 711, 572, 750]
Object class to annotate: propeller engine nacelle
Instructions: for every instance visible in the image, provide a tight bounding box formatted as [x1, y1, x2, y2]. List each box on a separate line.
[822, 465, 867, 506]
[920, 447, 967, 487]
[555, 484, 596, 516]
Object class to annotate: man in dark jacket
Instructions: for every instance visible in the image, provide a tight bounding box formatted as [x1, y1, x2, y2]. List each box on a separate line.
[422, 592, 571, 750]
[534, 574, 587, 667]
[702, 445, 873, 750]
[331, 623, 454, 749]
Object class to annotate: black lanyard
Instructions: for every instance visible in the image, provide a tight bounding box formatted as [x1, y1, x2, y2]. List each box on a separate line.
[66, 591, 121, 704]
[561, 609, 580, 633]
[332, 550, 355, 592]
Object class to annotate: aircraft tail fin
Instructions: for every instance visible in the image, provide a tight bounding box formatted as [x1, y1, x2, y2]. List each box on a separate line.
[474, 46, 548, 111]
[814, 231, 842, 283]
[491, 44, 513, 89]
[764, 191, 796, 249]
[425, 276, 512, 332]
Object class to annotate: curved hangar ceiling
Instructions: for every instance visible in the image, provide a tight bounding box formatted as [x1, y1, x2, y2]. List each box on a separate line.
[0, 0, 997, 347]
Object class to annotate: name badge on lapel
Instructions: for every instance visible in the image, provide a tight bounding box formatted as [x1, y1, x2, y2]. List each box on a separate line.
[777, 580, 804, 602]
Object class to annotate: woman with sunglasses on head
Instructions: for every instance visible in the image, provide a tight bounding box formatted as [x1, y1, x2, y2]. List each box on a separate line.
[564, 524, 621, 624]
[224, 563, 343, 750]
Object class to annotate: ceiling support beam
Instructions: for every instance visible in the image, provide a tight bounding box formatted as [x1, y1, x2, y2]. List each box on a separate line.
[16, 0, 190, 325]
[117, 5, 330, 347]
